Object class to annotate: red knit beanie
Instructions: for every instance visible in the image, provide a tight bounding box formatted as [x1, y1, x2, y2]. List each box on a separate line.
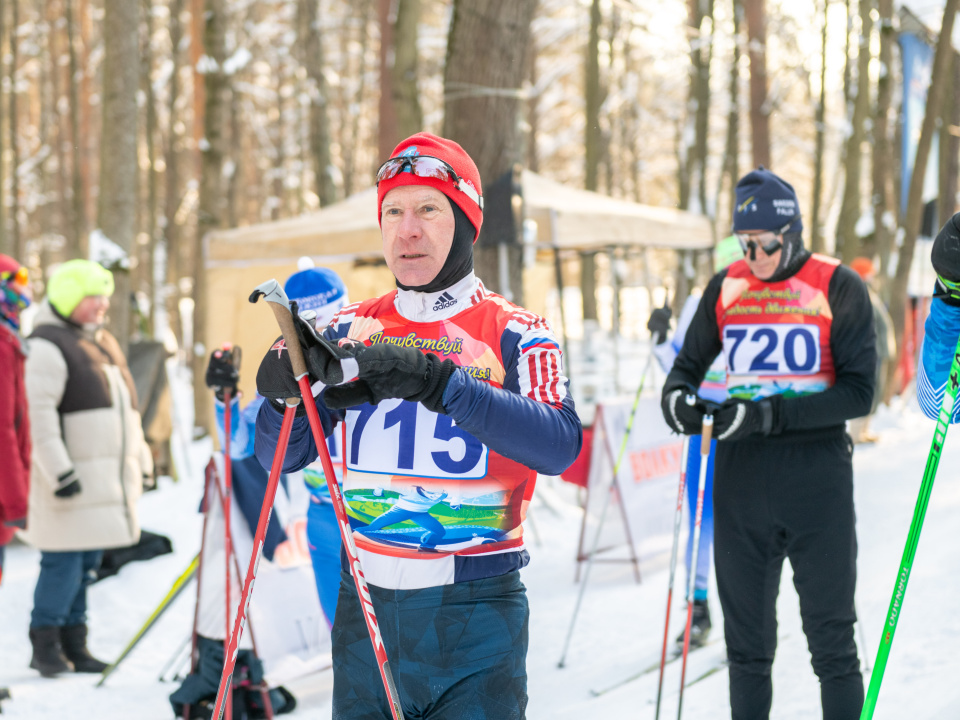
[376, 132, 484, 242]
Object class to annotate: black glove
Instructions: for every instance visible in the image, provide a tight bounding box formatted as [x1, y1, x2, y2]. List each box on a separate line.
[713, 397, 777, 441]
[205, 346, 240, 401]
[4, 517, 26, 529]
[324, 344, 458, 413]
[291, 306, 360, 386]
[256, 335, 308, 416]
[660, 383, 707, 435]
[647, 306, 672, 345]
[932, 212, 960, 302]
[55, 469, 82, 498]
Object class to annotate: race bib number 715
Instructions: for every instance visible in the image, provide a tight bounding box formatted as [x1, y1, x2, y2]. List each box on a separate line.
[345, 399, 489, 480]
[723, 323, 821, 376]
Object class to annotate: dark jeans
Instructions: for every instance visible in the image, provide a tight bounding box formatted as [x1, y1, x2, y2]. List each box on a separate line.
[30, 550, 103, 628]
[714, 434, 863, 720]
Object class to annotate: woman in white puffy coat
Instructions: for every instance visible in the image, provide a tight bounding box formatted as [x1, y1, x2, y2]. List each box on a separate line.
[22, 260, 152, 677]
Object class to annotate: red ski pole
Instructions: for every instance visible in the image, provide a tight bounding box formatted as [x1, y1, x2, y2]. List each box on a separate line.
[222, 385, 233, 720]
[247, 279, 405, 720]
[654, 434, 691, 719]
[677, 414, 714, 719]
[209, 393, 298, 720]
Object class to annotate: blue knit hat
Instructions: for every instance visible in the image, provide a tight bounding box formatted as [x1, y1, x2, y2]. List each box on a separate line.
[733, 167, 803, 235]
[285, 258, 348, 328]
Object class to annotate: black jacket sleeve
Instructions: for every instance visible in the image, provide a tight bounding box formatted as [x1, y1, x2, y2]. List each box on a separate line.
[774, 264, 876, 432]
[663, 272, 727, 393]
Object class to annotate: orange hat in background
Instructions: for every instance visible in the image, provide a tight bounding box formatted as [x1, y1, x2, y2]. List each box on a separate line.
[850, 256, 874, 281]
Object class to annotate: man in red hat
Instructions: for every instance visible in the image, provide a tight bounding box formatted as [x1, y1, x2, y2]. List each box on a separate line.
[255, 133, 582, 719]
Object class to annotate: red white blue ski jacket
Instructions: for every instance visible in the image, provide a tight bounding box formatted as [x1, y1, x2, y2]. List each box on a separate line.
[255, 273, 581, 589]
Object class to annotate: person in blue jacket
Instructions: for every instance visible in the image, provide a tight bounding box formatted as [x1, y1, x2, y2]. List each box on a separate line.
[918, 212, 960, 423]
[253, 132, 582, 720]
[206, 258, 349, 629]
[647, 234, 743, 649]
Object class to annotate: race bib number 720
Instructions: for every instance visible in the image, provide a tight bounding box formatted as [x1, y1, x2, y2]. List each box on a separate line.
[345, 399, 489, 479]
[722, 323, 821, 376]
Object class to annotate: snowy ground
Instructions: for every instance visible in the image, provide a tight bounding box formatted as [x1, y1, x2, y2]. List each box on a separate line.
[2, 383, 959, 719]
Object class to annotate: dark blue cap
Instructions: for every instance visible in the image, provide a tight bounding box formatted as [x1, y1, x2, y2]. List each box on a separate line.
[733, 166, 803, 235]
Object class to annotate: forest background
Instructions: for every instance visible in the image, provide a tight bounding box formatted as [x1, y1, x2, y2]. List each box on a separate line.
[0, 0, 957, 432]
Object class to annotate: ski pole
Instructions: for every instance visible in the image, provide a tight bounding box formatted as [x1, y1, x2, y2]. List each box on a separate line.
[557, 351, 655, 668]
[209, 391, 298, 720]
[247, 279, 405, 720]
[222, 385, 234, 720]
[654, 434, 691, 719]
[677, 413, 713, 720]
[860, 336, 960, 719]
[97, 554, 200, 687]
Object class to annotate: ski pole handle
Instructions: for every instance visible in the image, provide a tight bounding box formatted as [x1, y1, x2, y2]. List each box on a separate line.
[249, 280, 307, 404]
[700, 414, 713, 452]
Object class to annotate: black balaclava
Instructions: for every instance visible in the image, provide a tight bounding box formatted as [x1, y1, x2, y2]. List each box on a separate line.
[395, 201, 476, 293]
[765, 231, 811, 283]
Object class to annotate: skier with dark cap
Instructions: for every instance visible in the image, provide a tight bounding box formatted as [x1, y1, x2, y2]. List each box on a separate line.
[918, 212, 960, 423]
[254, 132, 582, 719]
[660, 167, 876, 719]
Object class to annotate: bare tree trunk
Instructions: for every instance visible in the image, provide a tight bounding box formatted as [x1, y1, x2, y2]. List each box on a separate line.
[347, 0, 371, 192]
[714, 0, 741, 224]
[810, 0, 829, 254]
[743, 0, 770, 168]
[526, 37, 539, 173]
[271, 65, 285, 221]
[377, 0, 397, 160]
[65, 0, 86, 256]
[192, 0, 227, 436]
[48, 0, 70, 245]
[98, 0, 139, 354]
[300, 0, 336, 206]
[836, 0, 872, 263]
[939, 49, 960, 224]
[392, 0, 421, 140]
[443, 0, 535, 305]
[164, 0, 184, 349]
[582, 0, 602, 321]
[8, 0, 21, 260]
[873, 0, 895, 289]
[142, 0, 159, 335]
[584, 0, 602, 194]
[889, 0, 958, 386]
[682, 0, 714, 214]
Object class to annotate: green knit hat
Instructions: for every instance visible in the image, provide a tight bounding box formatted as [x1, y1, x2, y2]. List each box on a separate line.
[714, 235, 744, 272]
[47, 259, 115, 317]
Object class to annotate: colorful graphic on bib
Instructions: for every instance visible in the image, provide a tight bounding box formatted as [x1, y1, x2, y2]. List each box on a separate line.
[344, 482, 514, 554]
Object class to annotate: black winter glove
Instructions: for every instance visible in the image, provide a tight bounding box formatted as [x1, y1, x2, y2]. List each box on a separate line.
[205, 346, 241, 401]
[713, 397, 777, 441]
[291, 306, 360, 386]
[55, 469, 82, 498]
[647, 306, 672, 345]
[661, 383, 708, 435]
[932, 212, 960, 306]
[323, 344, 458, 413]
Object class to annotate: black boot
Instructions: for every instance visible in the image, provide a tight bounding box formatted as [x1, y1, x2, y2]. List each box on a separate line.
[60, 624, 109, 673]
[674, 598, 712, 649]
[29, 627, 74, 677]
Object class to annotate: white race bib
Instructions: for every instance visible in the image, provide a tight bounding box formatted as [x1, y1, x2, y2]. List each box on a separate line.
[723, 323, 821, 376]
[345, 400, 489, 480]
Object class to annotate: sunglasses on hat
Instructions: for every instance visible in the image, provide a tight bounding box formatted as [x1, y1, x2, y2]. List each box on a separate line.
[376, 155, 484, 210]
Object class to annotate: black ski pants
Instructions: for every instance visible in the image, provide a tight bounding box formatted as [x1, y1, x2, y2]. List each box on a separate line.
[713, 432, 863, 720]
